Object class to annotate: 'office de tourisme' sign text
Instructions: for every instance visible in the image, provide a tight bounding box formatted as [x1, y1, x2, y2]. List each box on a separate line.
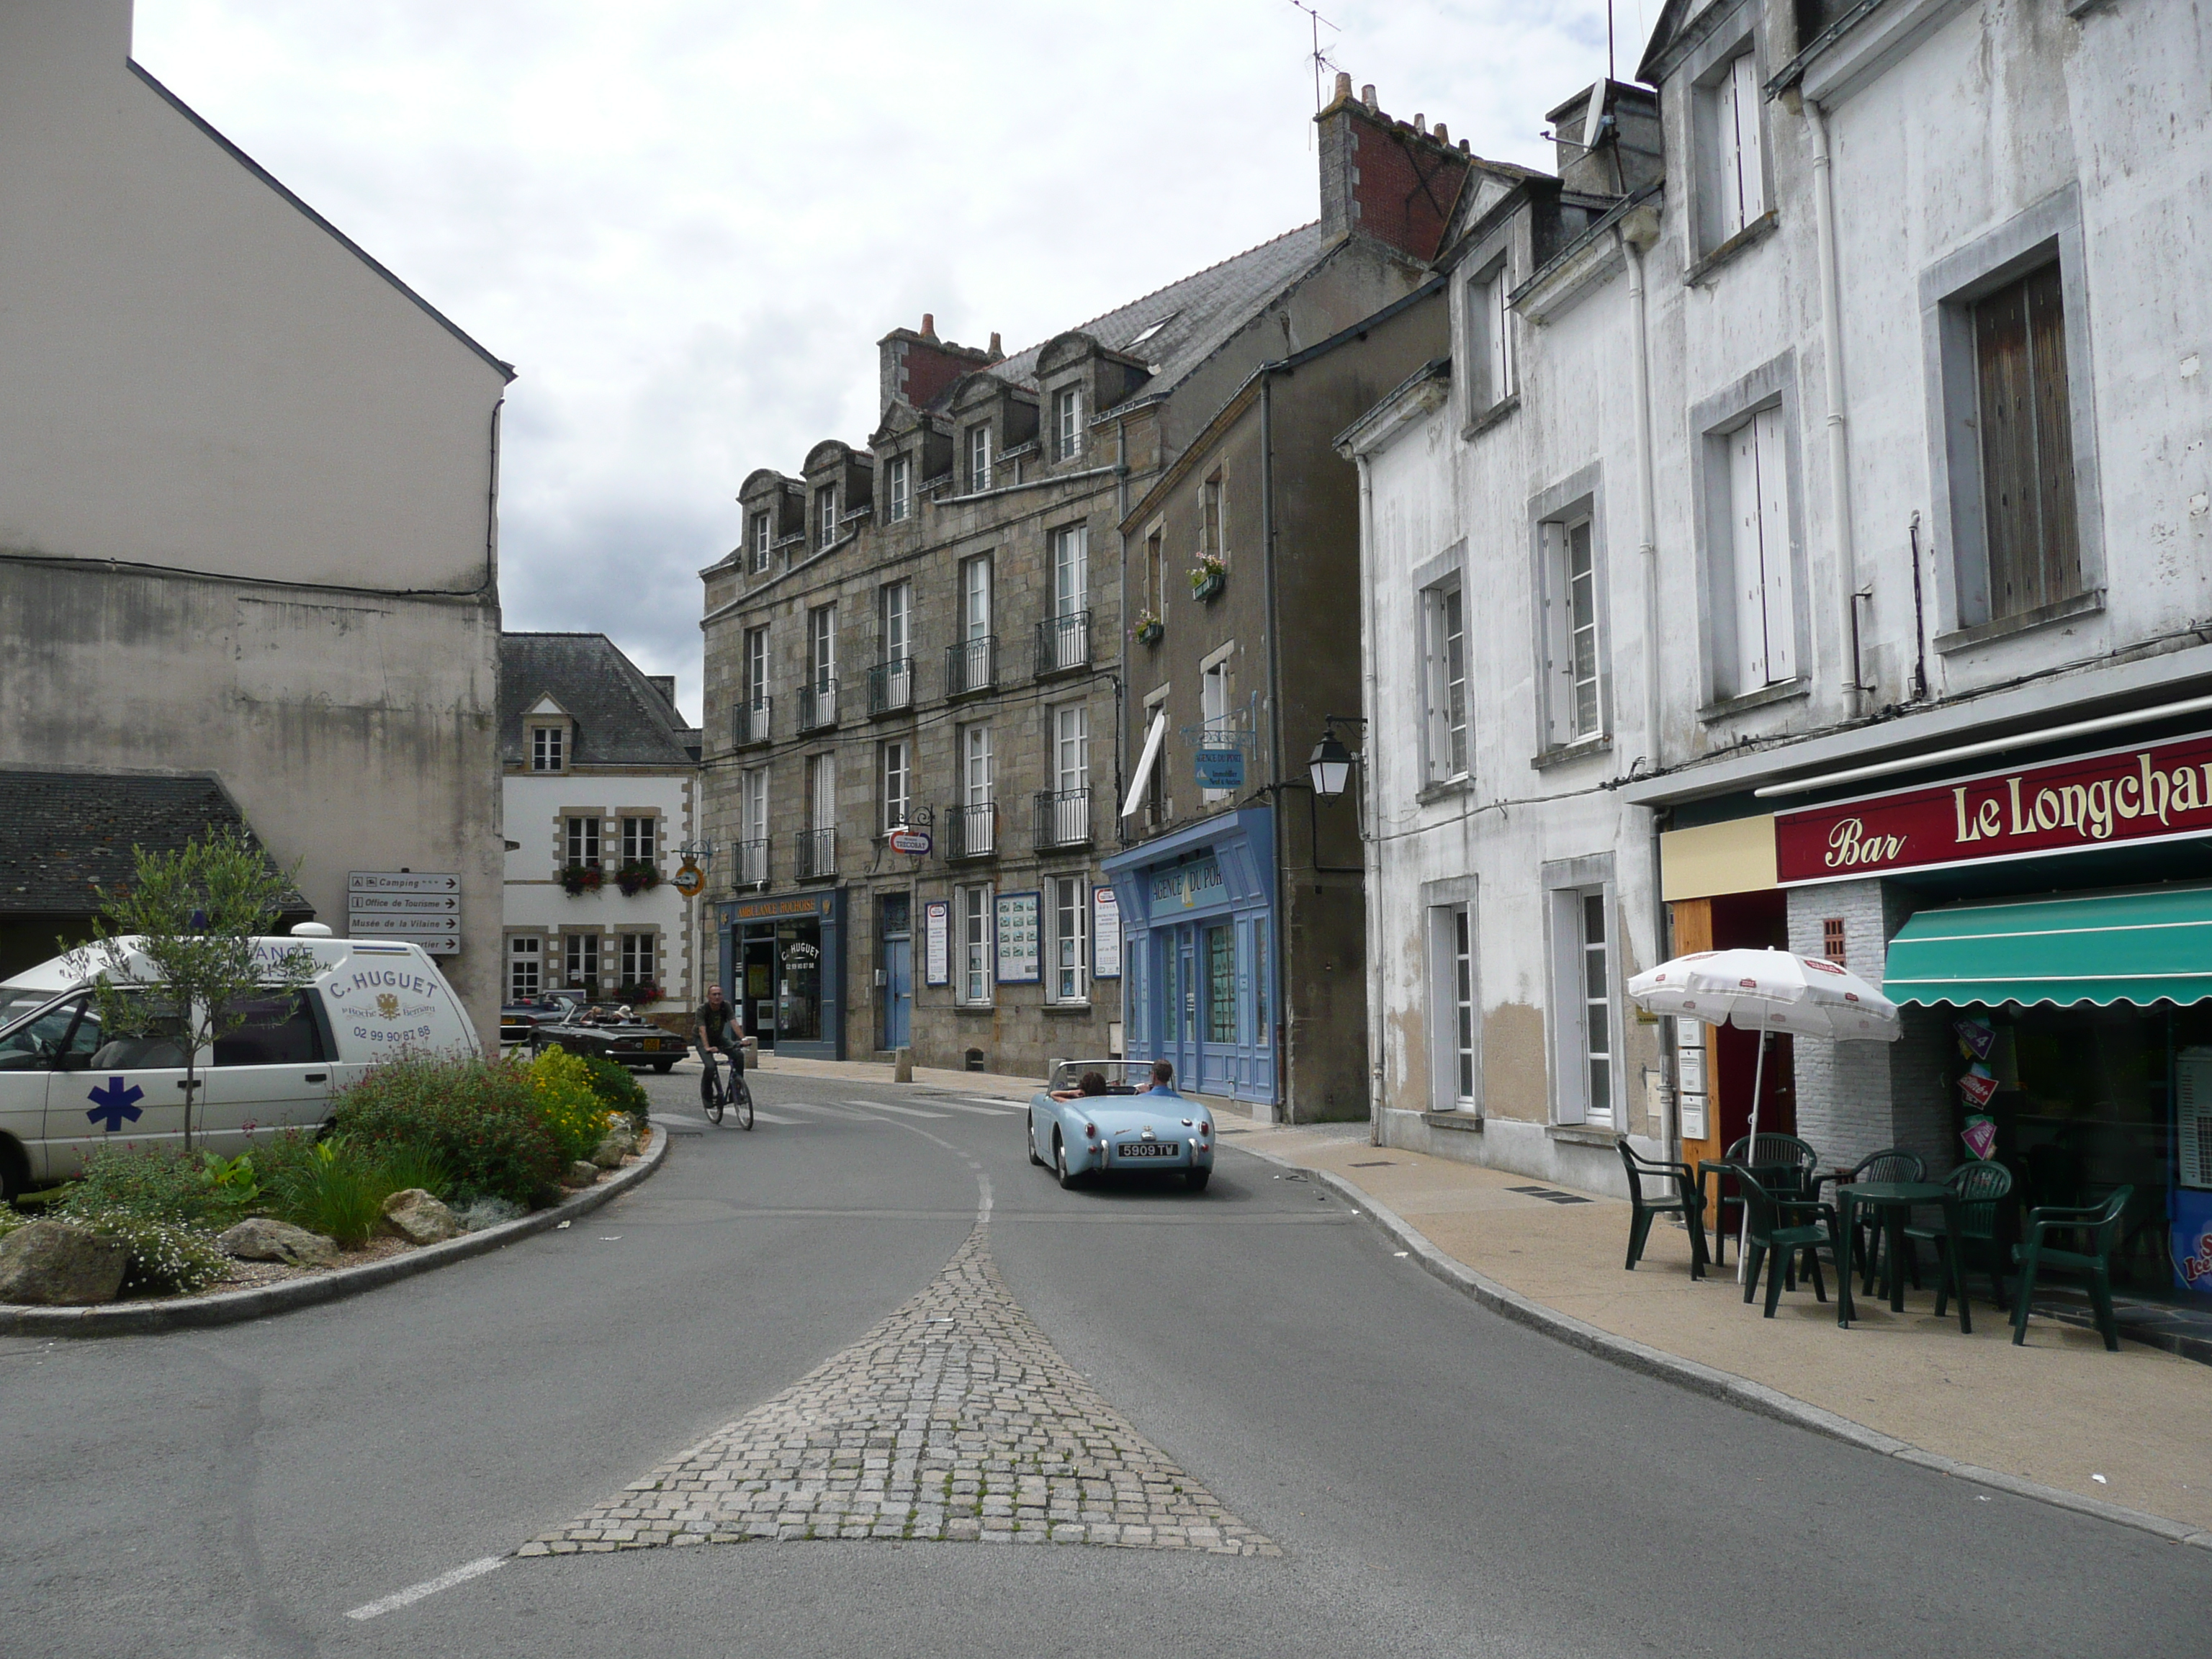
[1776, 731, 2212, 884]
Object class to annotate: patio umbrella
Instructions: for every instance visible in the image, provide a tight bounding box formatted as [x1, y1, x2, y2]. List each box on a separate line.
[1626, 949, 1901, 1277]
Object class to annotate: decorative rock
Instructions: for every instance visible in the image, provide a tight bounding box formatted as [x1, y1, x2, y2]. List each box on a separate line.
[379, 1188, 462, 1245]
[563, 1161, 601, 1188]
[590, 1120, 637, 1169]
[216, 1217, 339, 1267]
[0, 1220, 130, 1305]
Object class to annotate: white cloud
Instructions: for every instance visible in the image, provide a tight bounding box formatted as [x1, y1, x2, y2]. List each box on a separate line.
[134, 0, 1619, 721]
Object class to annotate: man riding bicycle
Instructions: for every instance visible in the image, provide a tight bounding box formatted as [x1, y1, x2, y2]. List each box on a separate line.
[695, 984, 752, 1127]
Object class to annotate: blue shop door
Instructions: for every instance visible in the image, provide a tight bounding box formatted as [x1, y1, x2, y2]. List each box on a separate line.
[884, 938, 912, 1050]
[1198, 922, 1236, 1094]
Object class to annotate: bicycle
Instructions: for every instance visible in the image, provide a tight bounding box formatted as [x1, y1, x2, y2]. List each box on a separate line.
[700, 1048, 753, 1130]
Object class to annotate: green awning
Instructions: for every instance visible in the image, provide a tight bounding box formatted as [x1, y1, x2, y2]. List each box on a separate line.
[1884, 886, 2212, 1008]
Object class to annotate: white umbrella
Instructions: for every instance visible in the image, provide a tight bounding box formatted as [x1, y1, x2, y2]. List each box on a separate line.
[1626, 948, 1901, 1277]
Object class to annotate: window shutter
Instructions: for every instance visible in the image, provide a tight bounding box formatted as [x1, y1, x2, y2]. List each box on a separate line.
[1730, 53, 1765, 226]
[1730, 421, 1768, 689]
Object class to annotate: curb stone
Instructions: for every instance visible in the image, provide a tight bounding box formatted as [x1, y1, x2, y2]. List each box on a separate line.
[1230, 1138, 2212, 1553]
[0, 1124, 669, 1339]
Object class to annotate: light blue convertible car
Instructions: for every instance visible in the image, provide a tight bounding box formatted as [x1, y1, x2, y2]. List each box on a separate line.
[1028, 1059, 1215, 1192]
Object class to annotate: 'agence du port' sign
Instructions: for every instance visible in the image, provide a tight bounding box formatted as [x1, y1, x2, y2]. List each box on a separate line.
[1776, 731, 2212, 885]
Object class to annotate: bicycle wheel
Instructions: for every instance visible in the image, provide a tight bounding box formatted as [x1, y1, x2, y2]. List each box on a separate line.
[734, 1075, 755, 1130]
[700, 1063, 723, 1126]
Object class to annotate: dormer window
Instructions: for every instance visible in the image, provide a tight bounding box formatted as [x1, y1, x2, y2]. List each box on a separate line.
[885, 454, 910, 523]
[1053, 387, 1082, 461]
[749, 510, 772, 573]
[530, 723, 566, 773]
[966, 423, 993, 492]
[815, 484, 839, 550]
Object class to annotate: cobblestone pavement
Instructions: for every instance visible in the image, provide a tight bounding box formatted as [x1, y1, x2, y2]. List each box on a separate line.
[521, 1227, 1277, 1557]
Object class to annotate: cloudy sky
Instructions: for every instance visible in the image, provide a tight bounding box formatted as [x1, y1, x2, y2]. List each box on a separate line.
[135, 0, 1634, 721]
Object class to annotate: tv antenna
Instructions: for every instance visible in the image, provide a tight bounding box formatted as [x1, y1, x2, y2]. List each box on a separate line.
[1286, 0, 1341, 122]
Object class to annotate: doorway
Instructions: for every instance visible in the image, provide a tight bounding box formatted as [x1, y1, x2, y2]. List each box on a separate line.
[742, 937, 777, 1050]
[881, 893, 912, 1051]
[1708, 891, 1797, 1145]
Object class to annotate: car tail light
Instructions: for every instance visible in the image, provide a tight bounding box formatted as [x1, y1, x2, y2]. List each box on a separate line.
[1084, 1123, 1097, 1138]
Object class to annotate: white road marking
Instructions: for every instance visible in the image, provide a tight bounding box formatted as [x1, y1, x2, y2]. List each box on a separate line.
[840, 1100, 950, 1119]
[976, 1172, 994, 1224]
[344, 1556, 503, 1620]
[960, 1096, 1028, 1108]
[916, 1100, 1023, 1117]
[747, 1110, 804, 1125]
[771, 1101, 873, 1120]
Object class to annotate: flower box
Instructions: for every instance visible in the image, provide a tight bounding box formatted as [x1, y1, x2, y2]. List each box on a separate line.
[615, 861, 662, 896]
[1189, 558, 1226, 603]
[1133, 613, 1164, 646]
[559, 864, 604, 896]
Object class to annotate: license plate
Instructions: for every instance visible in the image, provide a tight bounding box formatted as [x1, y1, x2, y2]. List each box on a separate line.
[1118, 1142, 1179, 1159]
[641, 1038, 663, 1050]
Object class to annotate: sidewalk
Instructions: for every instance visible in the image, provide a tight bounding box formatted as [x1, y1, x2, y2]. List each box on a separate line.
[1226, 1110, 2212, 1538]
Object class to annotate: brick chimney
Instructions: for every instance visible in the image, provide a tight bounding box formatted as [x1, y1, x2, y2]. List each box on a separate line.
[1316, 74, 1474, 261]
[878, 315, 997, 414]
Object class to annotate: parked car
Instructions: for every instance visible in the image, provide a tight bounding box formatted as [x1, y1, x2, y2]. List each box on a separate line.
[1026, 1059, 1214, 1192]
[500, 990, 585, 1046]
[529, 1005, 683, 1073]
[0, 930, 478, 1199]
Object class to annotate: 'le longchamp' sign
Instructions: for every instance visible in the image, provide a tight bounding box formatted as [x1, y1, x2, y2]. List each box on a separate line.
[1776, 731, 2212, 885]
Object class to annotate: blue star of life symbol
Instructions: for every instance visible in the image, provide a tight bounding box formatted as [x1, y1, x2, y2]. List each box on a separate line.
[86, 1076, 145, 1133]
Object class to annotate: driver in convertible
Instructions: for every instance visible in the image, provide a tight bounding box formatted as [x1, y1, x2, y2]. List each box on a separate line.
[1141, 1058, 1182, 1097]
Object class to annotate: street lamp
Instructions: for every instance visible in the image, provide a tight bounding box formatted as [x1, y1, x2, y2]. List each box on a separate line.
[1308, 732, 1354, 796]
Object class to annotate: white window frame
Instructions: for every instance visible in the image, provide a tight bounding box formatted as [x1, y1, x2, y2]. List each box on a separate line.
[1542, 859, 1619, 1129]
[530, 724, 565, 773]
[1470, 260, 1514, 410]
[882, 739, 911, 833]
[620, 815, 657, 865]
[508, 934, 543, 1002]
[1699, 47, 1768, 252]
[750, 509, 772, 572]
[1053, 385, 1082, 461]
[960, 553, 993, 642]
[808, 752, 837, 833]
[739, 767, 769, 885]
[958, 883, 994, 1006]
[885, 454, 910, 523]
[1200, 470, 1225, 560]
[562, 930, 601, 993]
[1199, 644, 1233, 806]
[1421, 579, 1468, 784]
[1051, 524, 1087, 619]
[1532, 475, 1608, 754]
[744, 626, 769, 706]
[966, 423, 992, 492]
[808, 603, 837, 692]
[565, 814, 602, 868]
[1048, 874, 1088, 1004]
[816, 483, 839, 550]
[1726, 405, 1796, 692]
[1141, 683, 1171, 827]
[961, 723, 994, 808]
[1052, 703, 1089, 795]
[617, 930, 656, 991]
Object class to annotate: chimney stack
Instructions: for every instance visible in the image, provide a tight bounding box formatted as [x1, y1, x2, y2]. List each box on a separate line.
[921, 312, 936, 339]
[878, 317, 994, 414]
[1316, 80, 1475, 261]
[1333, 71, 1352, 101]
[989, 331, 1002, 359]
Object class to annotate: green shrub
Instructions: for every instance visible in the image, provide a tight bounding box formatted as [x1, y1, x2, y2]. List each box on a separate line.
[73, 1209, 228, 1297]
[529, 1048, 617, 1164]
[331, 1054, 562, 1207]
[266, 1138, 387, 1248]
[60, 1144, 258, 1228]
[573, 1052, 649, 1130]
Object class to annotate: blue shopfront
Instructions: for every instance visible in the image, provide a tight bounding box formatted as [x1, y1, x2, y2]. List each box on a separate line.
[717, 889, 846, 1061]
[1104, 808, 1276, 1106]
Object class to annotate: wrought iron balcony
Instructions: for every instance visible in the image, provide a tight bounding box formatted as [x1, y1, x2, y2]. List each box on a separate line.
[734, 837, 771, 888]
[1033, 787, 1092, 850]
[945, 801, 997, 860]
[797, 678, 838, 733]
[867, 657, 914, 716]
[795, 827, 837, 880]
[945, 636, 997, 698]
[1034, 611, 1092, 677]
[732, 696, 770, 747]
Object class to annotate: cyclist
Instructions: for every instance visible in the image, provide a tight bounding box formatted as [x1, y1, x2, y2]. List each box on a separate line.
[695, 984, 748, 1124]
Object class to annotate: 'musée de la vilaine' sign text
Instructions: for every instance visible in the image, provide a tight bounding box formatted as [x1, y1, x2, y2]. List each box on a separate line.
[1776, 732, 2212, 884]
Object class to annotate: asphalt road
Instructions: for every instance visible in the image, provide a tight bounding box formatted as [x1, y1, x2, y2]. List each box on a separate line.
[4, 1066, 2208, 1658]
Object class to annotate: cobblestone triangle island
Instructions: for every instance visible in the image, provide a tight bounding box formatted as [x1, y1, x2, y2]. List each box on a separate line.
[523, 1229, 1276, 1556]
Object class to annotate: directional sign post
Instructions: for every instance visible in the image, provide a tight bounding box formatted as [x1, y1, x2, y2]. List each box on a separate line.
[348, 872, 462, 956]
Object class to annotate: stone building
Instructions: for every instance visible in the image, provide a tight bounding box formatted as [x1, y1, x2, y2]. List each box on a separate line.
[697, 81, 1476, 1076]
[0, 0, 512, 1043]
[499, 634, 703, 1028]
[1346, 0, 2212, 1229]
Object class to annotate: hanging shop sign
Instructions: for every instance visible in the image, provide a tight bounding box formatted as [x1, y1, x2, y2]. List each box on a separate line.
[995, 891, 1040, 984]
[1195, 748, 1246, 789]
[924, 900, 950, 987]
[888, 827, 932, 856]
[1776, 731, 2212, 885]
[1092, 886, 1122, 980]
[673, 862, 706, 898]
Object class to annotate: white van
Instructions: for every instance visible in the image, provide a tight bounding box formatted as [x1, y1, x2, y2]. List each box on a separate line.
[0, 930, 480, 1201]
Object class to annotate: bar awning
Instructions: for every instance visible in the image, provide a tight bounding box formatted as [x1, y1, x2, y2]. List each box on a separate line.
[1884, 886, 2212, 1008]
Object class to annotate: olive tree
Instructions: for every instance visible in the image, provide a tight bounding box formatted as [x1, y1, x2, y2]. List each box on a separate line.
[66, 828, 316, 1152]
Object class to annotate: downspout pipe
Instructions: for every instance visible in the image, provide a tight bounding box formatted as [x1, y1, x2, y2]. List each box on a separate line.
[1619, 213, 1662, 771]
[1355, 457, 1385, 1147]
[1261, 367, 1289, 1126]
[1807, 99, 1861, 703]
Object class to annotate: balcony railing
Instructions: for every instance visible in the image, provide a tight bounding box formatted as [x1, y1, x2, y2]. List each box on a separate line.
[867, 657, 914, 716]
[1033, 787, 1093, 850]
[734, 837, 771, 888]
[732, 696, 770, 747]
[1034, 611, 1092, 676]
[798, 678, 838, 732]
[945, 636, 997, 698]
[795, 827, 837, 880]
[945, 801, 997, 860]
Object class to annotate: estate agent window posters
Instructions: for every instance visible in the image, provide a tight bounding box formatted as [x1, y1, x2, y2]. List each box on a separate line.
[924, 899, 950, 986]
[996, 891, 1040, 984]
[1092, 886, 1122, 979]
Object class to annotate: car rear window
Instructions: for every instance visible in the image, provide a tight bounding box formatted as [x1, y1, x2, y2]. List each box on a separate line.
[213, 991, 328, 1066]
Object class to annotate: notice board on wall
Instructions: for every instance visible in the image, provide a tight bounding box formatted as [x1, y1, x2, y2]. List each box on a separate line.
[923, 899, 950, 986]
[995, 891, 1040, 983]
[1092, 886, 1122, 979]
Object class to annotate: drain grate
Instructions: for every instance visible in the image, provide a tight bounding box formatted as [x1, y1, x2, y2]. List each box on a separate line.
[1506, 1184, 1592, 1205]
[1349, 1160, 1396, 1168]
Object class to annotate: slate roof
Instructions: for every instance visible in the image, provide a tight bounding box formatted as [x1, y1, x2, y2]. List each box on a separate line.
[975, 223, 1329, 410]
[0, 770, 310, 918]
[500, 633, 700, 768]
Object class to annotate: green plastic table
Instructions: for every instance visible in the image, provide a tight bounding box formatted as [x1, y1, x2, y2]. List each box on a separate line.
[1836, 1179, 1969, 1332]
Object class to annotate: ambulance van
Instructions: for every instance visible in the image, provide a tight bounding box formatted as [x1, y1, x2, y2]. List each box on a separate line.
[0, 927, 478, 1200]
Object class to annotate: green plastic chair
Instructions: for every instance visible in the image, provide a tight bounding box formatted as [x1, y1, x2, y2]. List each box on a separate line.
[1712, 1133, 1820, 1265]
[1816, 1147, 1927, 1292]
[2011, 1185, 2134, 1352]
[1903, 1159, 2013, 1315]
[1734, 1166, 1843, 1318]
[1617, 1138, 1709, 1280]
